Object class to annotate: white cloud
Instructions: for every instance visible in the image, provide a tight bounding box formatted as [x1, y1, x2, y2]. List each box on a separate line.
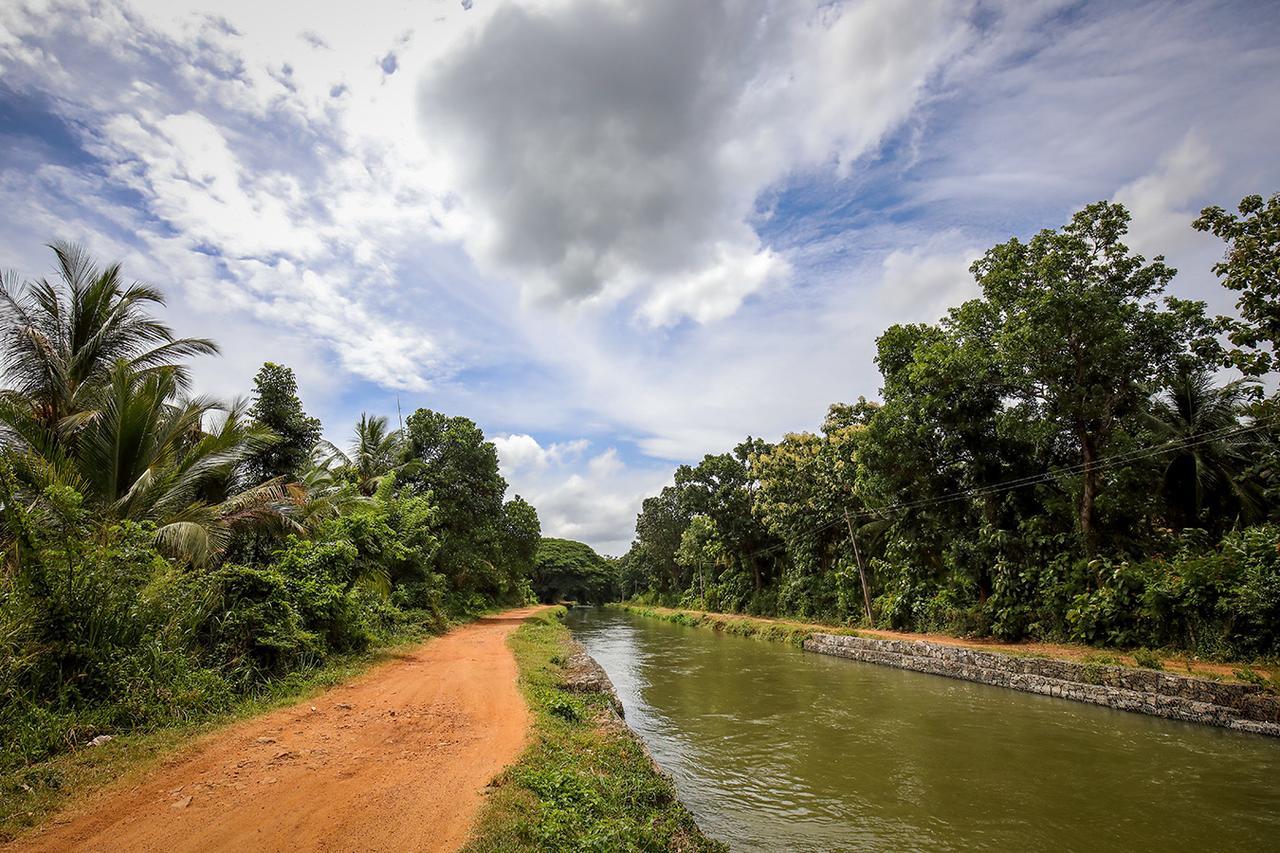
[494, 433, 666, 555]
[878, 239, 983, 324]
[493, 433, 589, 471]
[1113, 133, 1221, 282]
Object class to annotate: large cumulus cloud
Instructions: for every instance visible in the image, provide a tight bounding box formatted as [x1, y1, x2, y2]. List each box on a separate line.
[418, 0, 970, 324]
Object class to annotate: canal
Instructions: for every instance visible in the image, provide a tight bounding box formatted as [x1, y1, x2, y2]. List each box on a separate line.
[566, 607, 1280, 851]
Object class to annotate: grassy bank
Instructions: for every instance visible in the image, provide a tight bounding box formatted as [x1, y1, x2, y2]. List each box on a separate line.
[0, 608, 493, 843]
[610, 603, 856, 647]
[613, 603, 1280, 688]
[464, 608, 722, 853]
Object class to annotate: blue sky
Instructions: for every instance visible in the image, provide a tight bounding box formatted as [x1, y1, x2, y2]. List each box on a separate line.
[1, 0, 1278, 553]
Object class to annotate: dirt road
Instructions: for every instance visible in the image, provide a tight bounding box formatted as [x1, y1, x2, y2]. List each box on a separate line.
[14, 607, 547, 853]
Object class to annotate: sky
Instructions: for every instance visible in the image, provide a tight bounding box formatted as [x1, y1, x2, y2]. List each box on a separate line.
[1, 0, 1278, 555]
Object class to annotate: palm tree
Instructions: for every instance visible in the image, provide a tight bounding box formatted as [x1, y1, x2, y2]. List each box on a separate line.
[1145, 368, 1264, 532]
[324, 413, 403, 495]
[1, 362, 295, 566]
[286, 446, 367, 529]
[0, 242, 217, 430]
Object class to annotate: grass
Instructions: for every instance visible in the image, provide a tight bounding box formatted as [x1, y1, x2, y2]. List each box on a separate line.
[0, 610, 490, 843]
[464, 607, 723, 853]
[612, 603, 858, 647]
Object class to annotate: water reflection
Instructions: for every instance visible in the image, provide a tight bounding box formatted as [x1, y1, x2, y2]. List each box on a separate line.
[567, 607, 1280, 852]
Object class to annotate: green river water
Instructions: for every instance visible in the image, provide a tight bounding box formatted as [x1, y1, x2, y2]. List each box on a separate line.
[565, 607, 1280, 852]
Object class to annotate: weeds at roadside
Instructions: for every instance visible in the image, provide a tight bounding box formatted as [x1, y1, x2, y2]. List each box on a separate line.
[1133, 648, 1164, 670]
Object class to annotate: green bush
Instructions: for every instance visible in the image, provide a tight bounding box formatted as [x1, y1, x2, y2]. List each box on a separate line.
[1132, 648, 1164, 670]
[204, 563, 318, 683]
[1065, 526, 1280, 658]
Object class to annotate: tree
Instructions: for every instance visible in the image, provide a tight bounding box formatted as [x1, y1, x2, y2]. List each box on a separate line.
[531, 538, 614, 603]
[399, 408, 508, 590]
[1144, 368, 1263, 532]
[675, 439, 779, 593]
[675, 515, 727, 603]
[349, 413, 402, 492]
[971, 201, 1212, 554]
[1194, 192, 1280, 375]
[859, 311, 1040, 613]
[0, 242, 217, 429]
[754, 412, 874, 621]
[634, 486, 687, 593]
[502, 495, 542, 579]
[1, 362, 288, 565]
[322, 412, 403, 495]
[247, 363, 321, 483]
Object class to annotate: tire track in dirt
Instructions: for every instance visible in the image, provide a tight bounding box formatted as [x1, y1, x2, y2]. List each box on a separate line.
[11, 607, 548, 853]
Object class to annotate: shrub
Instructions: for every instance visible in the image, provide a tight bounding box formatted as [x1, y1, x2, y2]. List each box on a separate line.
[1132, 648, 1164, 670]
[204, 564, 318, 684]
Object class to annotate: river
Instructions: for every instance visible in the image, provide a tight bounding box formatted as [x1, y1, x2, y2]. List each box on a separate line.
[566, 607, 1280, 852]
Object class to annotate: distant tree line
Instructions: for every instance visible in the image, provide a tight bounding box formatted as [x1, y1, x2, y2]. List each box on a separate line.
[621, 195, 1280, 660]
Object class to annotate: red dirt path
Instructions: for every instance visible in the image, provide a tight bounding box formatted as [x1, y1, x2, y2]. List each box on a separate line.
[11, 607, 547, 853]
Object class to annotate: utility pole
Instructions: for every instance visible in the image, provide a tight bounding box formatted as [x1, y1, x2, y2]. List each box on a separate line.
[843, 508, 874, 626]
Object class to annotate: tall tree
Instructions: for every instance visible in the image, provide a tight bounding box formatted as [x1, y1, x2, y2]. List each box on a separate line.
[675, 439, 779, 592]
[502, 495, 542, 580]
[247, 362, 321, 483]
[1144, 368, 1262, 532]
[324, 412, 403, 495]
[2, 362, 287, 565]
[399, 408, 508, 588]
[634, 486, 688, 593]
[971, 201, 1212, 554]
[532, 538, 613, 603]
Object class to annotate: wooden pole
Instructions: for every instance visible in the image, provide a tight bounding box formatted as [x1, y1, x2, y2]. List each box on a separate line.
[844, 508, 874, 626]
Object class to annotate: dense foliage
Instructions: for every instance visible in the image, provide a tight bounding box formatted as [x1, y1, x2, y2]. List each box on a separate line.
[531, 538, 616, 604]
[0, 245, 542, 774]
[623, 196, 1280, 660]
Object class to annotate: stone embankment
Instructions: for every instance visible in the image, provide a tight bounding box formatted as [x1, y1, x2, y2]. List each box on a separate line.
[804, 633, 1280, 736]
[560, 640, 625, 717]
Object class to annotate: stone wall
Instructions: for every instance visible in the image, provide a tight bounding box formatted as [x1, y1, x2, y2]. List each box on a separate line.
[803, 633, 1280, 736]
[561, 639, 625, 718]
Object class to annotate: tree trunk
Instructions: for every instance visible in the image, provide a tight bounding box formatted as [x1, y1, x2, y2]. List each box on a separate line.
[843, 509, 874, 625]
[1079, 432, 1098, 558]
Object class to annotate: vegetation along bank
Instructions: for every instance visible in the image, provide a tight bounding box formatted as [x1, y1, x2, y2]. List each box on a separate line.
[617, 604, 1280, 735]
[618, 195, 1280, 671]
[464, 607, 722, 853]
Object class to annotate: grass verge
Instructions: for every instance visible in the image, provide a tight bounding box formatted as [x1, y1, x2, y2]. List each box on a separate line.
[464, 607, 723, 853]
[610, 603, 857, 647]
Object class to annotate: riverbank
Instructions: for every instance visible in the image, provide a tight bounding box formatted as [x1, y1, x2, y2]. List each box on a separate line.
[616, 603, 1280, 736]
[464, 607, 722, 852]
[614, 603, 1278, 683]
[4, 607, 545, 851]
